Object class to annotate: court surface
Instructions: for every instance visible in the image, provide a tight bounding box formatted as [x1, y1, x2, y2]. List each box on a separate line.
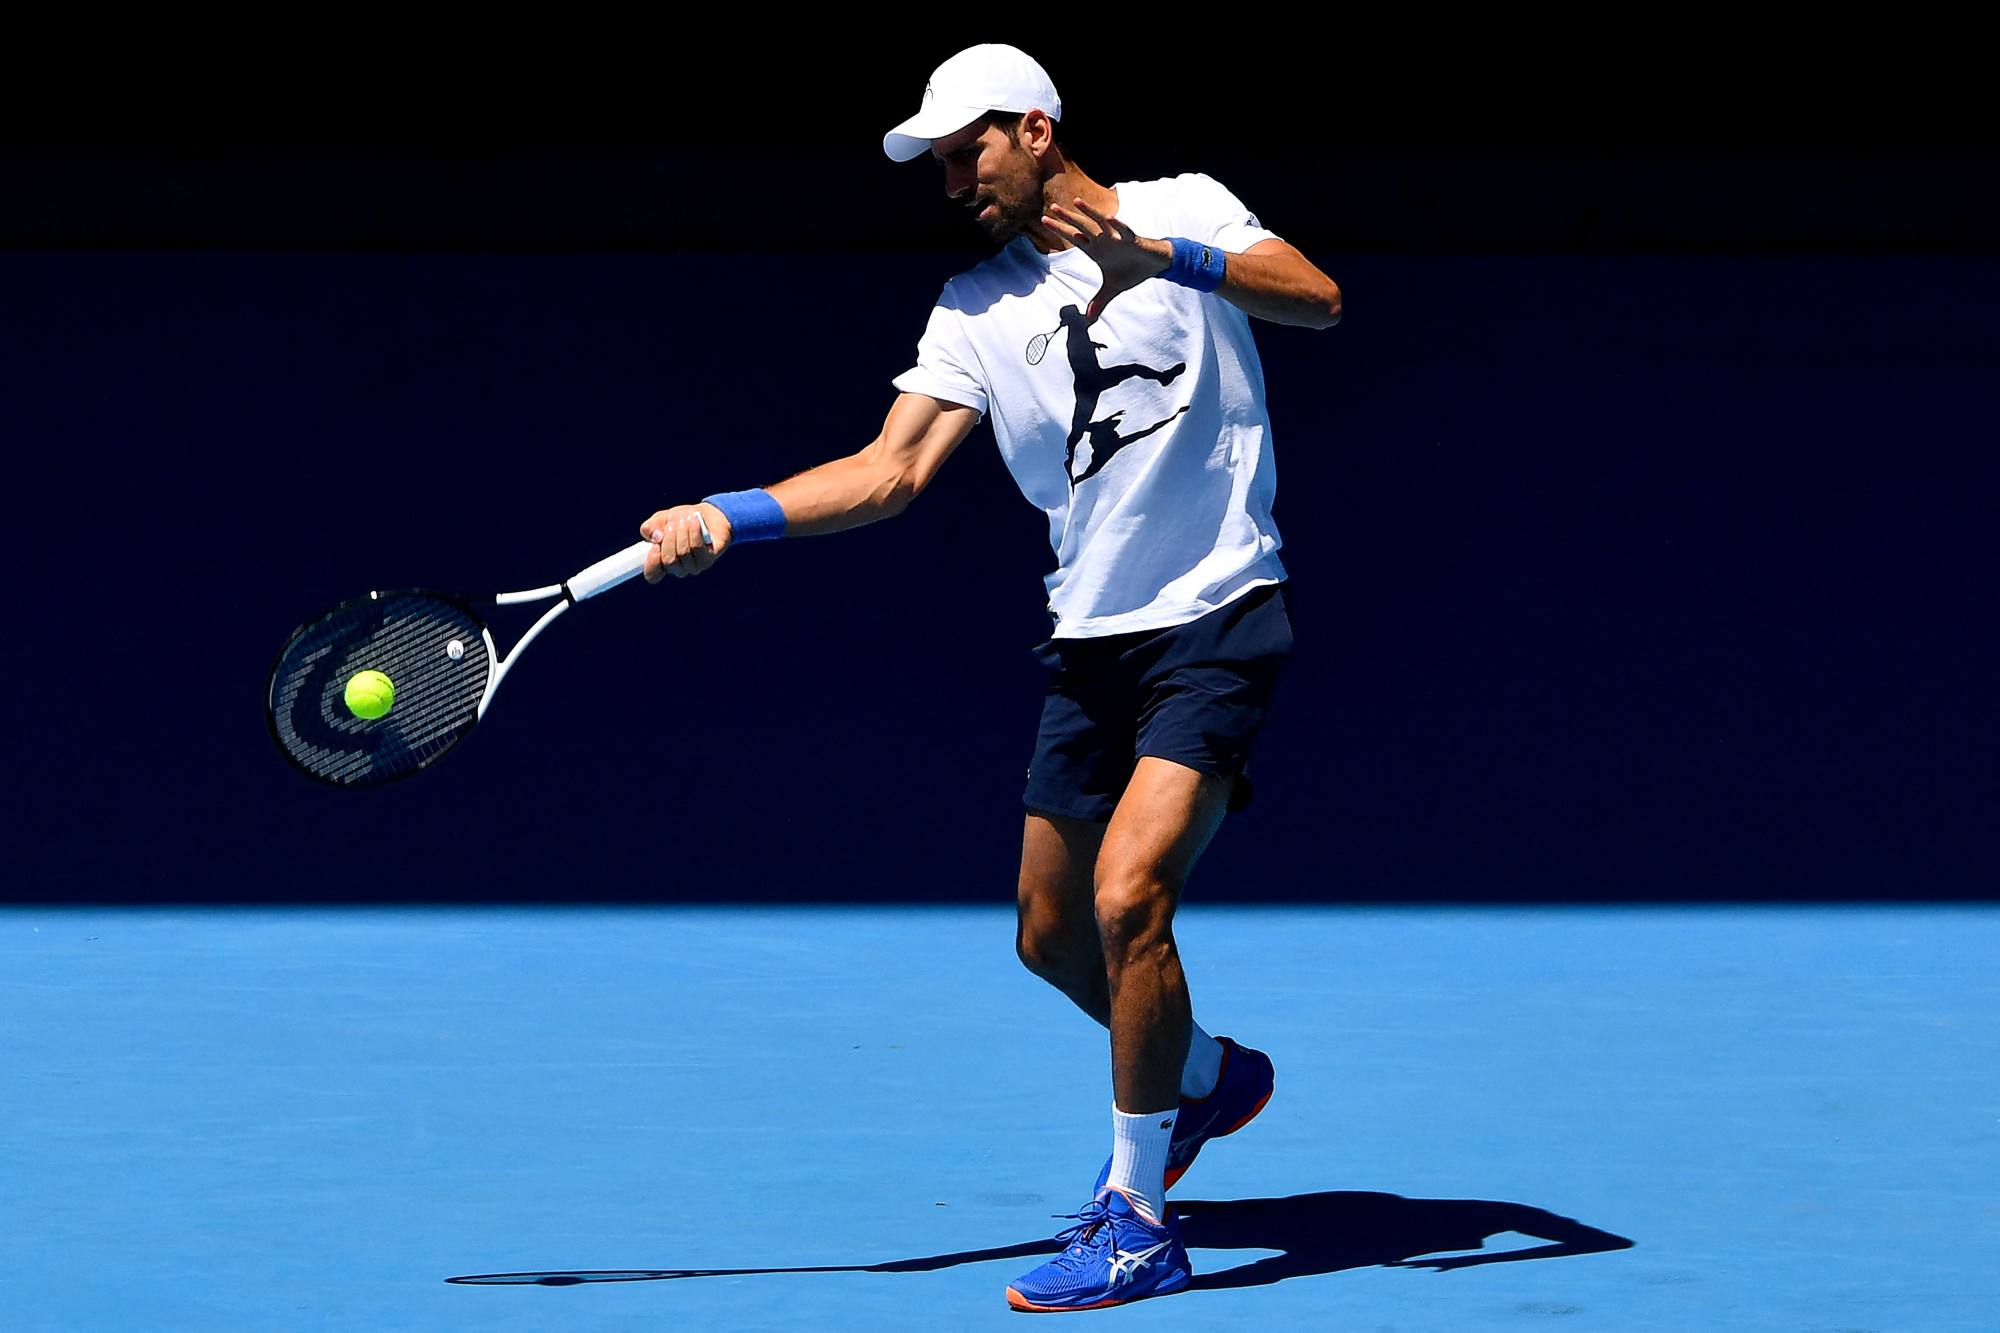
[6, 905, 1995, 1331]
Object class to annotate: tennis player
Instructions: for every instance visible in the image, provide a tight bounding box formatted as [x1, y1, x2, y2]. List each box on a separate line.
[640, 43, 1340, 1311]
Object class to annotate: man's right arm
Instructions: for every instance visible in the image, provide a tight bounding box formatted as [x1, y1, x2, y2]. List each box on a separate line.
[641, 392, 981, 581]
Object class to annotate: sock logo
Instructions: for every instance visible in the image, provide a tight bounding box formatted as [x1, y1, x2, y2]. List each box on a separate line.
[1159, 1117, 1175, 1130]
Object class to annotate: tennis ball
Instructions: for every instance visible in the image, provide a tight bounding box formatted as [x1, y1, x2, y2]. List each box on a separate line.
[344, 669, 395, 720]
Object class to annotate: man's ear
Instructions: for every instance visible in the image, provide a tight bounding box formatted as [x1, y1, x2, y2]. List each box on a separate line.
[1022, 109, 1058, 161]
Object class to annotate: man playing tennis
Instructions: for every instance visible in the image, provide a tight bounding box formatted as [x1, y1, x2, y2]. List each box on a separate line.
[639, 43, 1340, 1311]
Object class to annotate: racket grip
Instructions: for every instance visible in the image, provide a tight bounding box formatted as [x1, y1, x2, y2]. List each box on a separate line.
[566, 517, 715, 602]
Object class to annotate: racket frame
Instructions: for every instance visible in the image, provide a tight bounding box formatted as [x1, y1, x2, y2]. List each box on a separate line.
[267, 523, 706, 786]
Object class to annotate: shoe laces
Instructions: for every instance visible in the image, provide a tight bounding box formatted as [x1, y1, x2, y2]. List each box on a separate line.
[1047, 1197, 1115, 1267]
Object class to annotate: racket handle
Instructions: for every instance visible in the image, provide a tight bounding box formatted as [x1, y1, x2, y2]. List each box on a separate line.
[565, 516, 715, 602]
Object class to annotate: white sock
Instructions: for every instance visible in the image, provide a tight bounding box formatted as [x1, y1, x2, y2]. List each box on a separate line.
[1182, 1021, 1225, 1100]
[1106, 1104, 1175, 1223]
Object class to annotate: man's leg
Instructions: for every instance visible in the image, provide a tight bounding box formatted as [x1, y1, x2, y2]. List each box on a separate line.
[1093, 757, 1233, 1118]
[1017, 807, 1228, 1095]
[1015, 810, 1110, 1023]
[1008, 591, 1290, 1310]
[1003, 758, 1232, 1312]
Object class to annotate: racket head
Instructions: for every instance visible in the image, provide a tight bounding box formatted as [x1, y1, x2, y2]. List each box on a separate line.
[1026, 332, 1050, 365]
[265, 589, 496, 787]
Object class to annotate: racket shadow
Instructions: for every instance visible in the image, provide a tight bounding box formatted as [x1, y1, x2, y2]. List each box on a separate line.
[445, 1189, 1632, 1289]
[445, 1237, 1060, 1286]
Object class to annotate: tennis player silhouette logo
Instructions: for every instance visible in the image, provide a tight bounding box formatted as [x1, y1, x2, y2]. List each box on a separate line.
[1028, 305, 1188, 487]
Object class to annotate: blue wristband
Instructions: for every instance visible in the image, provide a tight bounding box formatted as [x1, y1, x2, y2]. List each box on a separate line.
[702, 488, 787, 543]
[1165, 236, 1226, 293]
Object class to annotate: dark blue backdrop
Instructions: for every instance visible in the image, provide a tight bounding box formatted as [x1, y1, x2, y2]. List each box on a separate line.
[7, 239, 1993, 903]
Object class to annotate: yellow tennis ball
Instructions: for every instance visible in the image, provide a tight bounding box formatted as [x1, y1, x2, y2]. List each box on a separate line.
[344, 669, 395, 720]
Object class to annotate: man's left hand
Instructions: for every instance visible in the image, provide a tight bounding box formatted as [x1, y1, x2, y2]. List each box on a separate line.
[1041, 198, 1171, 323]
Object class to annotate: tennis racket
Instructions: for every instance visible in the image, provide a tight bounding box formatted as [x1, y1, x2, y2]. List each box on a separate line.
[1025, 322, 1064, 366]
[266, 521, 708, 787]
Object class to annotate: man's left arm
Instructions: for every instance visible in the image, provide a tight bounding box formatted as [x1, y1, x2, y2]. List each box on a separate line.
[1043, 200, 1341, 330]
[1211, 239, 1343, 329]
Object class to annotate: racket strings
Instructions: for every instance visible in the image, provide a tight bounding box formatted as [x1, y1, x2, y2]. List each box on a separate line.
[1027, 318, 1074, 366]
[268, 594, 490, 786]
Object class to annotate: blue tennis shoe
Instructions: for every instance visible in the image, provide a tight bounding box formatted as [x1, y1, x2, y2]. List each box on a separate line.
[1094, 1036, 1275, 1193]
[1004, 1186, 1193, 1312]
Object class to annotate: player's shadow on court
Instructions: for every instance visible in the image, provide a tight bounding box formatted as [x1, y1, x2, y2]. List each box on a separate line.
[1172, 1191, 1633, 1290]
[445, 1190, 1632, 1290]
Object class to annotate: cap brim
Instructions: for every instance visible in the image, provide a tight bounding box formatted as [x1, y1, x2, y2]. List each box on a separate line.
[881, 105, 990, 162]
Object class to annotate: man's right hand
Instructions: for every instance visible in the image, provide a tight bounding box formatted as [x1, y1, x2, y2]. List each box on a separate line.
[641, 502, 730, 581]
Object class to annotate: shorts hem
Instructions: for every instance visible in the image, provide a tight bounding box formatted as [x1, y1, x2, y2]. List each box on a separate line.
[1023, 795, 1118, 823]
[1131, 745, 1238, 780]
[1131, 749, 1258, 813]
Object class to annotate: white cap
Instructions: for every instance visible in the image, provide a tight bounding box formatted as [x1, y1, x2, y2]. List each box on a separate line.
[882, 44, 1062, 162]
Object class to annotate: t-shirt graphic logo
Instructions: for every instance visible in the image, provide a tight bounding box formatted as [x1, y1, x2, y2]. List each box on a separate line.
[1042, 305, 1189, 487]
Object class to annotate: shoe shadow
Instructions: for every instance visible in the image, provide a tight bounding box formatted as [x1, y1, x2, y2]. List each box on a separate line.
[445, 1190, 1631, 1289]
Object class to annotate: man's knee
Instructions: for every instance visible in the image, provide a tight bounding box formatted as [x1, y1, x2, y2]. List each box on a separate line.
[1017, 812, 1106, 980]
[1092, 858, 1179, 959]
[1016, 893, 1097, 982]
[1016, 919, 1069, 980]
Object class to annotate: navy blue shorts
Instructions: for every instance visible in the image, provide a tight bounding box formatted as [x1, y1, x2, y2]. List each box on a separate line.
[1024, 582, 1293, 822]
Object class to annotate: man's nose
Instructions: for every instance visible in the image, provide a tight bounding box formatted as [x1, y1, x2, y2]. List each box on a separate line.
[943, 164, 972, 199]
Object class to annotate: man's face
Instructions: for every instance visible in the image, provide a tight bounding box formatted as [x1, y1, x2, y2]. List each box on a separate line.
[930, 117, 1043, 244]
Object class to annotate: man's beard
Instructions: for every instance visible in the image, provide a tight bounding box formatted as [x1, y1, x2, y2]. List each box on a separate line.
[970, 191, 1041, 244]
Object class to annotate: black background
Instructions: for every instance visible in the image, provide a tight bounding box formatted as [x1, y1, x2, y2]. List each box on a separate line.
[5, 30, 1994, 903]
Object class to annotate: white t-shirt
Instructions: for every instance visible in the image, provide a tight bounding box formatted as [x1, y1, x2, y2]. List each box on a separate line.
[894, 173, 1289, 638]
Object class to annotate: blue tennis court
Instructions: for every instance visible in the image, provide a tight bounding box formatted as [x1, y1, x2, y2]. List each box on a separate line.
[7, 904, 1994, 1330]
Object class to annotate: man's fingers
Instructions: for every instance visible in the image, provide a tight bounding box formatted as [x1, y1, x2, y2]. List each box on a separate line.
[660, 512, 711, 578]
[1088, 272, 1144, 323]
[1040, 213, 1083, 244]
[640, 505, 726, 584]
[1045, 202, 1102, 244]
[1072, 197, 1112, 226]
[1073, 197, 1131, 243]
